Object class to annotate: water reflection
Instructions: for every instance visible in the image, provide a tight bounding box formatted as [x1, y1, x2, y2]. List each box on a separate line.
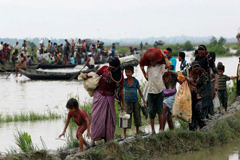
[155, 139, 240, 160]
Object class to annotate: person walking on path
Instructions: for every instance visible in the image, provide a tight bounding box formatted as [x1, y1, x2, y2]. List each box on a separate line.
[178, 51, 188, 71]
[217, 64, 238, 113]
[140, 50, 170, 134]
[195, 45, 218, 119]
[123, 66, 147, 139]
[166, 48, 177, 71]
[91, 57, 124, 142]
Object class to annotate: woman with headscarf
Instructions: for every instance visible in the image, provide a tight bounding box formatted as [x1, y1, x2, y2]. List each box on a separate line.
[91, 57, 124, 142]
[195, 45, 218, 119]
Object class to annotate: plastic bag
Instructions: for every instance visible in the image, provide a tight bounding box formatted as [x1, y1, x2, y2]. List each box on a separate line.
[172, 81, 192, 122]
[213, 92, 220, 108]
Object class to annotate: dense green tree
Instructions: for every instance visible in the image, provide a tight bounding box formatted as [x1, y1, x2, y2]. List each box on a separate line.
[26, 41, 37, 50]
[218, 37, 226, 46]
[182, 40, 194, 51]
[210, 36, 218, 46]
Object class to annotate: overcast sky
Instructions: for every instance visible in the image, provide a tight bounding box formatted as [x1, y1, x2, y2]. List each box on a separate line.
[0, 0, 239, 39]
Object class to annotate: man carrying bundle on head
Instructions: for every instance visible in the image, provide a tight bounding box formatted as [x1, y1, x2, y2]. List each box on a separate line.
[140, 48, 170, 134]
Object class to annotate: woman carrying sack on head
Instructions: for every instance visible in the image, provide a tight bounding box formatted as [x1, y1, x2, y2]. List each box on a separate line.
[91, 57, 124, 143]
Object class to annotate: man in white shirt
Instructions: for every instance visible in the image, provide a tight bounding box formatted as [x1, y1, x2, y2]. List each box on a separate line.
[84, 52, 95, 69]
[140, 49, 170, 134]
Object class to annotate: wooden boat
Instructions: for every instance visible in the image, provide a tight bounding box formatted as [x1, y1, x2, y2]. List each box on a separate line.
[0, 61, 38, 72]
[0, 61, 77, 72]
[37, 63, 77, 69]
[18, 66, 99, 80]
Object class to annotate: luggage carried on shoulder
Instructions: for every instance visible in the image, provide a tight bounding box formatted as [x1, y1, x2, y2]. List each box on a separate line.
[78, 72, 100, 97]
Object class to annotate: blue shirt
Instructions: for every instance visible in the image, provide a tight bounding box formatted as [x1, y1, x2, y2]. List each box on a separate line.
[169, 57, 177, 71]
[70, 57, 75, 64]
[124, 77, 140, 102]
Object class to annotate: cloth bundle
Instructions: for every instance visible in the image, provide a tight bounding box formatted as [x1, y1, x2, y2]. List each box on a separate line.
[119, 54, 140, 69]
[78, 72, 100, 97]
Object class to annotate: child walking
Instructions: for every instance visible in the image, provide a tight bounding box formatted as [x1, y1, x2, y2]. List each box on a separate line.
[217, 64, 238, 113]
[59, 98, 91, 152]
[123, 66, 147, 139]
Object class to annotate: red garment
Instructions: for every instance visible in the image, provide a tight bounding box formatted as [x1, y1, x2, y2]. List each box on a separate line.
[67, 108, 90, 126]
[76, 124, 87, 138]
[140, 48, 167, 66]
[96, 66, 124, 96]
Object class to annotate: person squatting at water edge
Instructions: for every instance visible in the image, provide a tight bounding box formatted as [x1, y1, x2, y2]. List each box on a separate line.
[195, 45, 218, 119]
[140, 50, 170, 134]
[91, 57, 125, 143]
[59, 98, 91, 152]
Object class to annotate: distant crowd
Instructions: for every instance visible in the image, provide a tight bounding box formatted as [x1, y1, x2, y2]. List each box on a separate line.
[0, 39, 122, 67]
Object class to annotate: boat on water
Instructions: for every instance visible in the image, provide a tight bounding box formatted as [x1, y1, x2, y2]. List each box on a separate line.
[18, 66, 99, 80]
[0, 61, 39, 72]
[37, 63, 77, 69]
[0, 61, 77, 72]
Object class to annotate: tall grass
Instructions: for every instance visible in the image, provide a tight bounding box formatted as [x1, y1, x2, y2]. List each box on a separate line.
[227, 79, 237, 106]
[7, 131, 48, 154]
[7, 131, 38, 154]
[0, 110, 61, 123]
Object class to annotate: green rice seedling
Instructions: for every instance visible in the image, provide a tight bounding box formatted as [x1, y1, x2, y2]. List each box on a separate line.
[0, 111, 61, 123]
[13, 113, 19, 122]
[5, 114, 13, 122]
[29, 111, 41, 121]
[14, 131, 38, 153]
[19, 113, 29, 121]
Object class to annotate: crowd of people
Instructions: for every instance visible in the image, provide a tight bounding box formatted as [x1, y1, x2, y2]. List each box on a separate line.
[58, 41, 239, 152]
[0, 39, 120, 68]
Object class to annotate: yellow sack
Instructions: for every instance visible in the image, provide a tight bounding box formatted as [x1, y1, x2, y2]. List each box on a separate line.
[172, 80, 192, 122]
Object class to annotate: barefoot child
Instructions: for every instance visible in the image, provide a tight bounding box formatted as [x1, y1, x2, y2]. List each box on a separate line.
[59, 98, 91, 152]
[123, 66, 147, 139]
[217, 64, 238, 113]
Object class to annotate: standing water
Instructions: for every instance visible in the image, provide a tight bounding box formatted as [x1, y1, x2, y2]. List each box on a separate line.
[154, 138, 240, 160]
[0, 54, 239, 152]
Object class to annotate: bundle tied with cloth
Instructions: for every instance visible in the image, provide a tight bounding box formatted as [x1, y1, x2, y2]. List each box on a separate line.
[139, 48, 168, 66]
[78, 72, 100, 97]
[119, 54, 140, 69]
[172, 67, 192, 123]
